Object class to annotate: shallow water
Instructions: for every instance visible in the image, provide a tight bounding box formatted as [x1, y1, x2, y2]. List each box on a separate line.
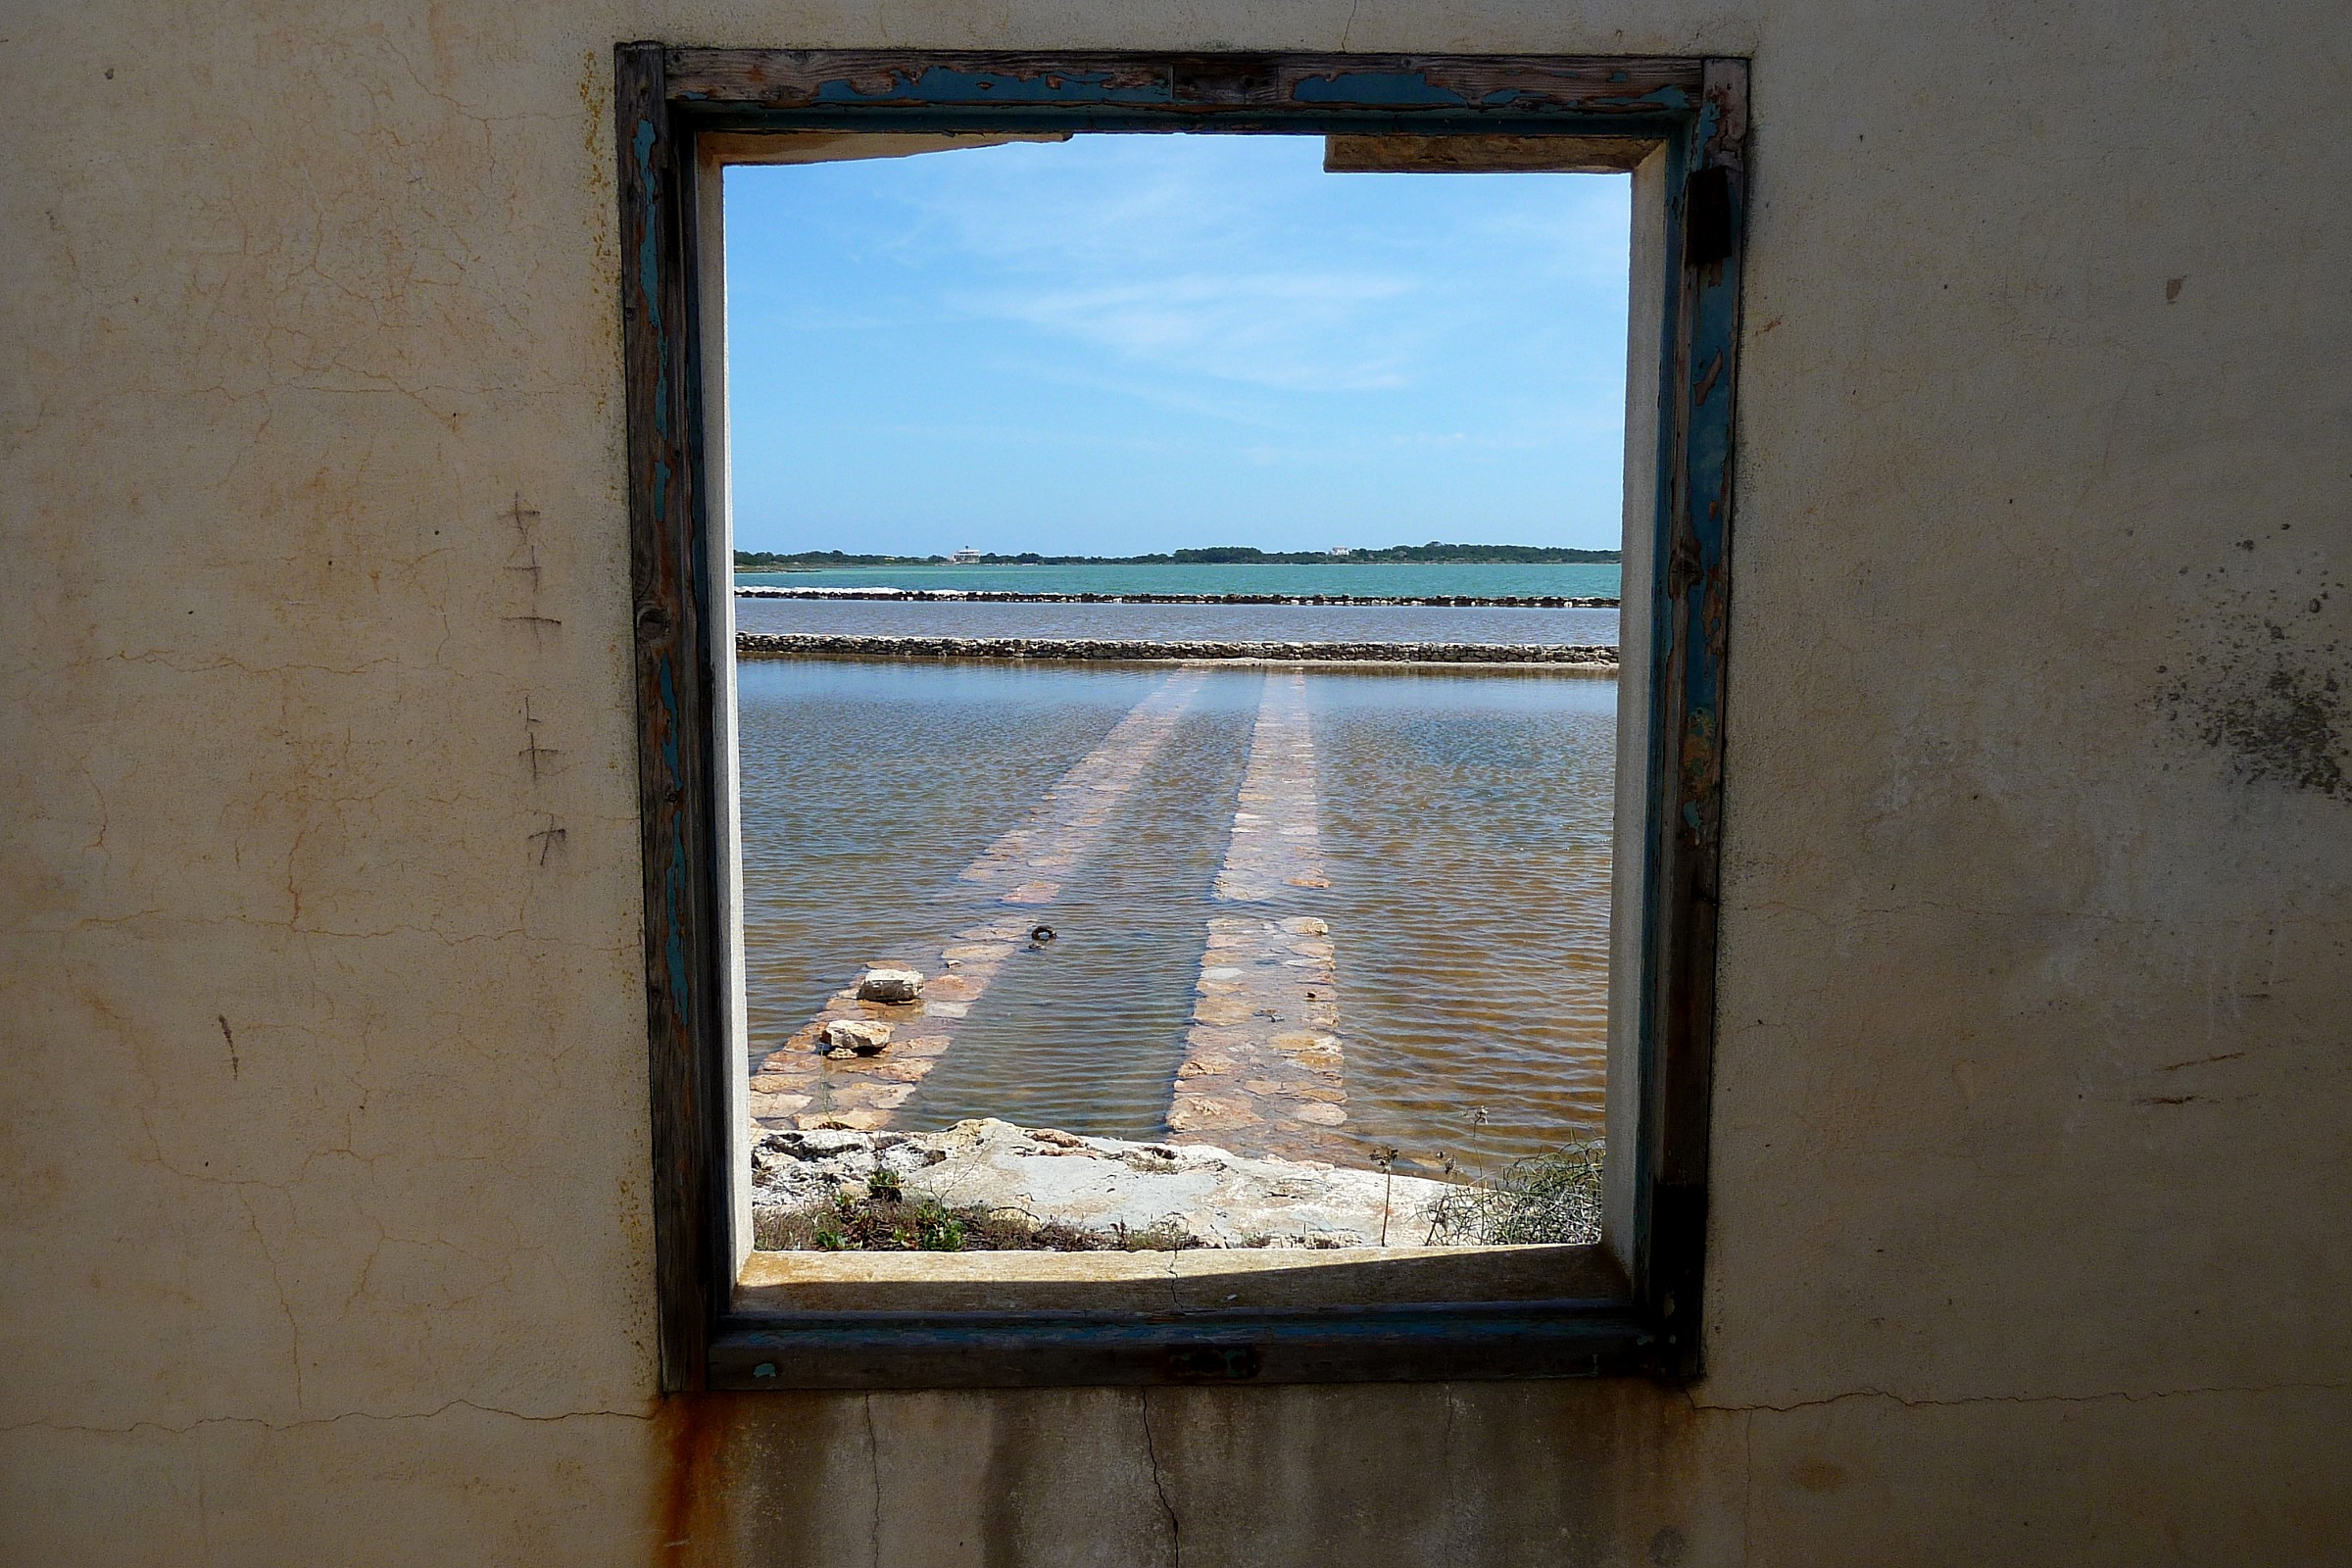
[1313, 675, 1614, 1173]
[736, 661, 1153, 1043]
[906, 687, 1261, 1137]
[737, 659, 1615, 1172]
[736, 596, 1620, 647]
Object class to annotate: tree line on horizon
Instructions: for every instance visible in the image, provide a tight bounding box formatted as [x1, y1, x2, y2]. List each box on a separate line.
[734, 542, 1621, 567]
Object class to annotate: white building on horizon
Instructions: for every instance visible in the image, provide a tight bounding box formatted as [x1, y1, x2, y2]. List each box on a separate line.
[949, 545, 982, 564]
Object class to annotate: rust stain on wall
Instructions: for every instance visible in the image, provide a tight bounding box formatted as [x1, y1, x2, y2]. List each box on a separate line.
[655, 1394, 741, 1565]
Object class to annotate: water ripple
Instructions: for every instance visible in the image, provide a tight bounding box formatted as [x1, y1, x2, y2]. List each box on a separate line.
[738, 662, 1616, 1173]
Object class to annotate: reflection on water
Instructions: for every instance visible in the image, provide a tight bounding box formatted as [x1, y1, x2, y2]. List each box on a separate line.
[737, 659, 1615, 1172]
[906, 688, 1259, 1137]
[737, 596, 1620, 647]
[1313, 673, 1614, 1171]
[737, 660, 1154, 1044]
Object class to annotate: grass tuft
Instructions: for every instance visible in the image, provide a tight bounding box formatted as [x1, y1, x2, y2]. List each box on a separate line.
[1422, 1143, 1602, 1247]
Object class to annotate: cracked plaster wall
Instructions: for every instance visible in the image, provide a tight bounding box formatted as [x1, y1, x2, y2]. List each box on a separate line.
[2, 0, 2348, 1563]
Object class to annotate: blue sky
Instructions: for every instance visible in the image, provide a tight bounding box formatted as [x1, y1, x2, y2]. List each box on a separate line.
[723, 137, 1631, 558]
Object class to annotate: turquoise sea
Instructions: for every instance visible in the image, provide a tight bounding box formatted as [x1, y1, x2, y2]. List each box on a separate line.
[735, 561, 1622, 600]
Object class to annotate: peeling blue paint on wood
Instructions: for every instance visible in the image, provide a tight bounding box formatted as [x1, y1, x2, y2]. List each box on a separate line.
[1632, 58, 1746, 1378]
[1288, 71, 1472, 108]
[619, 41, 727, 1394]
[811, 65, 1174, 106]
[662, 50, 1706, 122]
[708, 1302, 1655, 1389]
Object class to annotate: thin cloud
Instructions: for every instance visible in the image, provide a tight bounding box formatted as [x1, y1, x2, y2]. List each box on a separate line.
[956, 271, 1419, 391]
[723, 137, 1634, 552]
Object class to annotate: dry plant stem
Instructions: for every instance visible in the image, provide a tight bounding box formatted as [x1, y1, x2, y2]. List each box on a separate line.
[1423, 1143, 1604, 1247]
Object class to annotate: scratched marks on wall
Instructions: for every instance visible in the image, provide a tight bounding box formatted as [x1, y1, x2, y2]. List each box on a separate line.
[503, 492, 571, 863]
[519, 696, 563, 782]
[502, 494, 564, 643]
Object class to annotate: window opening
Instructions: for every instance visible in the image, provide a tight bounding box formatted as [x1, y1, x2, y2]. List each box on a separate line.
[615, 47, 1746, 1389]
[725, 134, 1629, 1260]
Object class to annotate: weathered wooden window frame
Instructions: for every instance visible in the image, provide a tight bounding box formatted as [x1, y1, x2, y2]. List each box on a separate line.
[616, 43, 1747, 1392]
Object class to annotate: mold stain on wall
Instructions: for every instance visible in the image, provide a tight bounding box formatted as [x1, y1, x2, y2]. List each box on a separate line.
[2157, 527, 2348, 801]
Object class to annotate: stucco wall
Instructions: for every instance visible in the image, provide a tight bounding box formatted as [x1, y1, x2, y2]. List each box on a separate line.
[4, 2, 2347, 1563]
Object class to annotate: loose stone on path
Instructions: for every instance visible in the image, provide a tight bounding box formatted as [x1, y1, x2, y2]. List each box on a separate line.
[855, 967, 924, 1003]
[1168, 671, 1356, 1164]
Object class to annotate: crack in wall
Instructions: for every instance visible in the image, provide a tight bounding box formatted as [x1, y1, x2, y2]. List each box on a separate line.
[1139, 1389, 1181, 1568]
[1738, 1408, 1755, 1562]
[0, 1396, 656, 1438]
[863, 1394, 882, 1568]
[1692, 1376, 2352, 1416]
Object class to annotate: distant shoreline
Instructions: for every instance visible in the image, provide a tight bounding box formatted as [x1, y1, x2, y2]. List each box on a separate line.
[737, 586, 1619, 611]
[735, 632, 1619, 669]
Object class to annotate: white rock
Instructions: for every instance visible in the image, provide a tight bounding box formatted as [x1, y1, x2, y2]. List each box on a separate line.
[750, 1129, 931, 1207]
[820, 1018, 893, 1054]
[750, 1118, 1454, 1250]
[856, 967, 925, 1003]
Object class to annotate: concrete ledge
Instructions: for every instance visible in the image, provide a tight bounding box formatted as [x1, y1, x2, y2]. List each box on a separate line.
[737, 1242, 1626, 1313]
[736, 632, 1620, 667]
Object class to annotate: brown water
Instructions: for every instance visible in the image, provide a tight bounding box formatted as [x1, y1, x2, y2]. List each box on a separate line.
[736, 658, 1615, 1171]
[1312, 674, 1614, 1173]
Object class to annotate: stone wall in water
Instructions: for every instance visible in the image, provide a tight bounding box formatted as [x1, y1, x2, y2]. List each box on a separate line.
[736, 632, 1620, 665]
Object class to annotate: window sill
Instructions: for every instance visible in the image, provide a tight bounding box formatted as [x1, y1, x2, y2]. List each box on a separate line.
[711, 1243, 1655, 1389]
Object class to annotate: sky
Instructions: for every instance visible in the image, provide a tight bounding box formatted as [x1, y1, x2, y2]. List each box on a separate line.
[722, 136, 1632, 558]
